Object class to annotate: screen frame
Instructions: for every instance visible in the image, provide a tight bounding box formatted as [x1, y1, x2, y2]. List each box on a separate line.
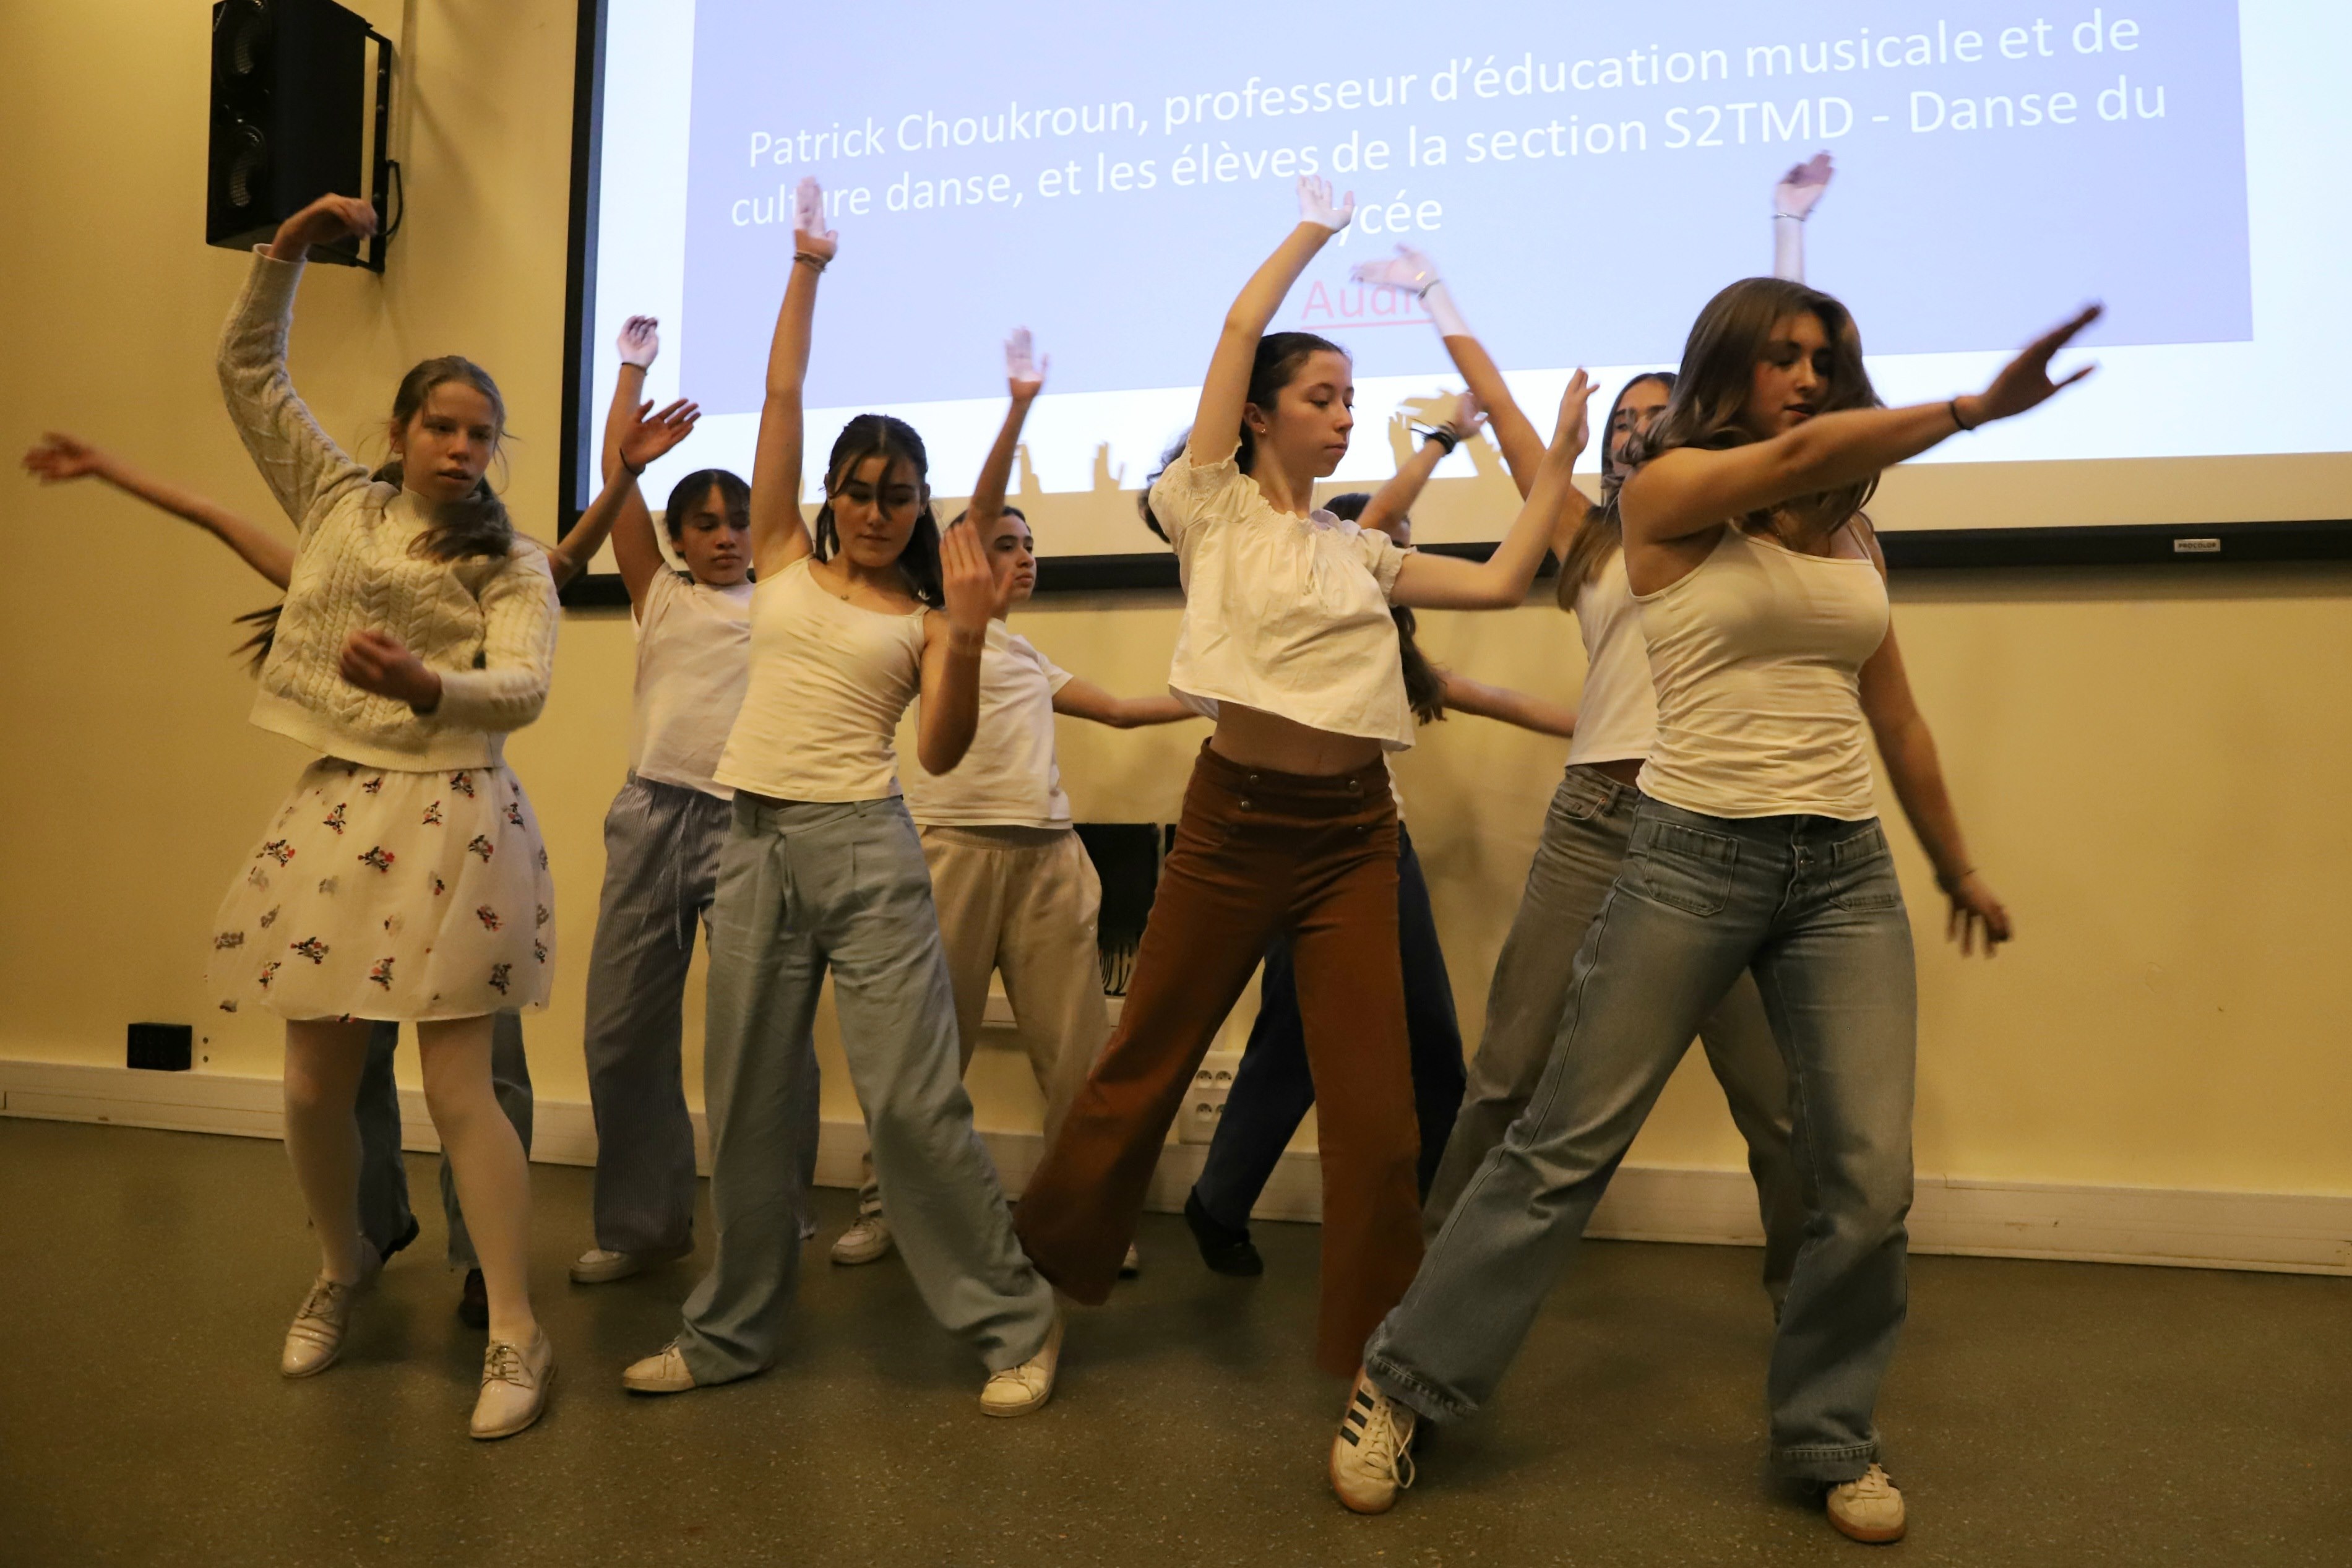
[553, 0, 2352, 609]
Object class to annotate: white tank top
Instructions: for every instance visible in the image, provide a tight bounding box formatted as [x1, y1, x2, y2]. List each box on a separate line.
[1565, 549, 1658, 768]
[1634, 525, 1889, 821]
[713, 557, 928, 803]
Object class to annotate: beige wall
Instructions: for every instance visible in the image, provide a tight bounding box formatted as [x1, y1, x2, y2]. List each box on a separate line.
[4, 1, 2348, 1197]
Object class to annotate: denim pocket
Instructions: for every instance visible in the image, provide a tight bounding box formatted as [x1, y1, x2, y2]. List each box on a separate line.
[1827, 826, 1905, 913]
[1629, 819, 1739, 916]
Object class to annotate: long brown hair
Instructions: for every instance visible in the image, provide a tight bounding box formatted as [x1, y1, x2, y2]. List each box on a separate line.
[1621, 277, 1882, 541]
[1554, 370, 1677, 607]
[1324, 492, 1445, 725]
[813, 413, 944, 606]
[371, 356, 518, 562]
[1138, 332, 1349, 540]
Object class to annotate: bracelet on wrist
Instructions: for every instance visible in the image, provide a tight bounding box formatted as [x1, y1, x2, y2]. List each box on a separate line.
[620, 455, 645, 478]
[1774, 210, 1808, 222]
[793, 251, 829, 273]
[1416, 426, 1460, 455]
[1949, 397, 1978, 433]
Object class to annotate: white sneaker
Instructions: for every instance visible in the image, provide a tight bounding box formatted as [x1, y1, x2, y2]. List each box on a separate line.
[830, 1210, 894, 1265]
[621, 1340, 698, 1395]
[979, 1315, 1063, 1418]
[1826, 1464, 1906, 1543]
[1118, 1243, 1142, 1278]
[1329, 1368, 1417, 1514]
[470, 1330, 554, 1440]
[569, 1243, 691, 1285]
[278, 1249, 381, 1378]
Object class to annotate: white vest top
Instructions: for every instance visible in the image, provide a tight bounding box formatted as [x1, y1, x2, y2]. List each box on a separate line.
[1634, 525, 1889, 821]
[714, 558, 927, 803]
[1565, 549, 1658, 769]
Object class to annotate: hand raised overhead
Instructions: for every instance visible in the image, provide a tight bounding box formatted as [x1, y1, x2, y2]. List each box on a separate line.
[1005, 327, 1049, 399]
[793, 176, 838, 264]
[1296, 174, 1356, 232]
[618, 398, 700, 475]
[1773, 152, 1835, 220]
[616, 315, 660, 369]
[1350, 243, 1440, 294]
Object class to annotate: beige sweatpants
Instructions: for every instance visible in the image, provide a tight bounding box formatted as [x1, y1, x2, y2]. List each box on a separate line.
[856, 824, 1111, 1211]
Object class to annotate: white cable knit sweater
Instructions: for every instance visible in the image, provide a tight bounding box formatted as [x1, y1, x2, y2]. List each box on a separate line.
[219, 251, 557, 771]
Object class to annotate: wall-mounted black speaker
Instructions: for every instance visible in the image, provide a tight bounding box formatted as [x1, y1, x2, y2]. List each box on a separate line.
[207, 0, 397, 270]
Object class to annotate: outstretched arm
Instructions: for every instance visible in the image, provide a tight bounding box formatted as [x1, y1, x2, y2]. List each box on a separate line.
[749, 178, 836, 579]
[1772, 152, 1833, 283]
[25, 433, 294, 589]
[1357, 394, 1484, 538]
[544, 315, 665, 590]
[1187, 176, 1356, 467]
[579, 397, 702, 611]
[1437, 671, 1577, 738]
[1051, 677, 1197, 729]
[1390, 372, 1594, 610]
[1622, 305, 2101, 545]
[968, 328, 1047, 534]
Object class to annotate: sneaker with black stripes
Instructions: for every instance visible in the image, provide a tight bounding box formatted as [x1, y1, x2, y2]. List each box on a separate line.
[1329, 1366, 1416, 1514]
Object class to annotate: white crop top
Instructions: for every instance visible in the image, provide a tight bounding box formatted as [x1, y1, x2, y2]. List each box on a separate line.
[1565, 549, 1658, 769]
[1150, 449, 1415, 751]
[1634, 525, 1889, 821]
[713, 557, 927, 803]
[901, 622, 1075, 829]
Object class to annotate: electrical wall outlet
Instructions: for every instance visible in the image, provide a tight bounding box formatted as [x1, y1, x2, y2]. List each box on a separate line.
[127, 1022, 193, 1072]
[1179, 1049, 1243, 1145]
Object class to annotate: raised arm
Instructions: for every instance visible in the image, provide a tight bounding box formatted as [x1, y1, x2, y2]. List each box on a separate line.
[1621, 305, 2101, 546]
[1437, 671, 1578, 738]
[543, 315, 663, 589]
[219, 194, 381, 533]
[915, 522, 1014, 775]
[25, 433, 293, 589]
[748, 178, 836, 579]
[1353, 246, 1544, 491]
[1188, 177, 1356, 466]
[580, 397, 702, 611]
[1357, 394, 1484, 538]
[1772, 152, 1833, 283]
[1389, 372, 1593, 610]
[1051, 678, 1197, 729]
[968, 328, 1047, 535]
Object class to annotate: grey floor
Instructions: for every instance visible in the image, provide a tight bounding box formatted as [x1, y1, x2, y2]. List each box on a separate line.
[1, 1118, 2346, 1567]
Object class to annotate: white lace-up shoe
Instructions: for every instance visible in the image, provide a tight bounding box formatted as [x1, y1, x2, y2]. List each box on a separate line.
[979, 1315, 1063, 1417]
[569, 1244, 691, 1285]
[1329, 1368, 1418, 1514]
[278, 1249, 381, 1378]
[1826, 1464, 1906, 1543]
[830, 1210, 894, 1265]
[621, 1340, 698, 1395]
[470, 1330, 554, 1439]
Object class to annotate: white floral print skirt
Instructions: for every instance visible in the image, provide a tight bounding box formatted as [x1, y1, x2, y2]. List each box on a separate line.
[207, 757, 556, 1022]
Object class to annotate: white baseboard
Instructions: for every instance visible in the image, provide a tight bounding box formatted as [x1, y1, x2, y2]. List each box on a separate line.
[5, 1058, 2348, 1276]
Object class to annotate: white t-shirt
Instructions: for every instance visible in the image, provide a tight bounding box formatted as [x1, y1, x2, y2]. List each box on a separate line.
[628, 570, 755, 798]
[1150, 449, 1415, 751]
[1565, 550, 1660, 769]
[903, 622, 1075, 829]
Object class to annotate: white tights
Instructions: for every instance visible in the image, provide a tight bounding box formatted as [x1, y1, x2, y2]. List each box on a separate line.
[282, 1015, 537, 1345]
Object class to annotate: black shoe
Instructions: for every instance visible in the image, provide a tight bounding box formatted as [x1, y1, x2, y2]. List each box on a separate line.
[1184, 1190, 1263, 1277]
[377, 1215, 421, 1264]
[458, 1268, 489, 1330]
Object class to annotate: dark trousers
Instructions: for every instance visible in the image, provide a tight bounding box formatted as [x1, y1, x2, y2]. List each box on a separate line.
[355, 1011, 535, 1269]
[1016, 743, 1423, 1377]
[1193, 824, 1465, 1229]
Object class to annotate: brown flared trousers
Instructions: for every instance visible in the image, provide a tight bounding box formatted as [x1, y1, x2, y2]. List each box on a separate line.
[1015, 742, 1423, 1376]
